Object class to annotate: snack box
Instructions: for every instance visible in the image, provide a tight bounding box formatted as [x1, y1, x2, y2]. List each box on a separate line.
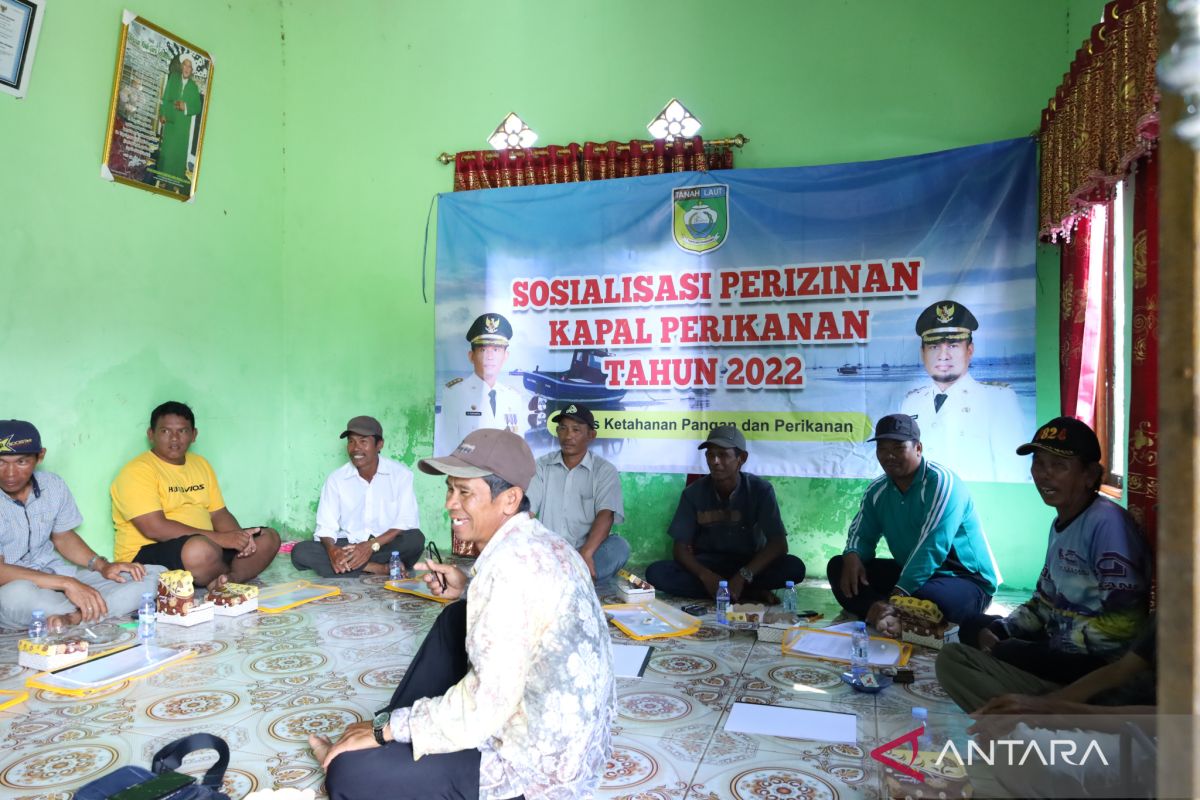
[18, 637, 89, 671]
[901, 623, 960, 651]
[209, 583, 260, 617]
[157, 601, 214, 627]
[615, 569, 655, 602]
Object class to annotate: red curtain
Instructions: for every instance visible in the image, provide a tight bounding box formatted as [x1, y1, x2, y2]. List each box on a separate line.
[1058, 212, 1095, 418]
[453, 137, 734, 192]
[1127, 151, 1158, 550]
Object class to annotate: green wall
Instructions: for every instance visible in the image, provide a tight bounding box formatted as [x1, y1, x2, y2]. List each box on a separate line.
[1, 0, 1107, 590]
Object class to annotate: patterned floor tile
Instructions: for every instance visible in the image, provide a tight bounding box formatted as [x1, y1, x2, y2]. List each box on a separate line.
[0, 559, 977, 799]
[598, 732, 698, 799]
[687, 752, 874, 799]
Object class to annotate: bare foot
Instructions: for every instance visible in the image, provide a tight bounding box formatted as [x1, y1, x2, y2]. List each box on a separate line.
[309, 734, 332, 764]
[362, 563, 388, 575]
[744, 586, 782, 605]
[207, 574, 230, 591]
[46, 611, 82, 634]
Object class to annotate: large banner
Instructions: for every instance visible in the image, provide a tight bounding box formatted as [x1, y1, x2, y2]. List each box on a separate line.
[434, 138, 1036, 482]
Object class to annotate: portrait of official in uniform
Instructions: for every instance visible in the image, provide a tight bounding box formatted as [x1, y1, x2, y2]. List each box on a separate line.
[898, 300, 1027, 482]
[436, 312, 530, 453]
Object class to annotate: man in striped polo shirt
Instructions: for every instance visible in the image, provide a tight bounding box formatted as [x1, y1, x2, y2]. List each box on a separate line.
[826, 413, 1000, 636]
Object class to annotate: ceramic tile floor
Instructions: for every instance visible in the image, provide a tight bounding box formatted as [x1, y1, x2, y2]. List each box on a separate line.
[0, 559, 1022, 800]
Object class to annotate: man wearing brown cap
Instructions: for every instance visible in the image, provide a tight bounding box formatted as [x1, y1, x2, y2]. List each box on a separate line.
[526, 403, 629, 581]
[899, 299, 1026, 482]
[311, 428, 615, 800]
[646, 424, 806, 603]
[291, 416, 424, 578]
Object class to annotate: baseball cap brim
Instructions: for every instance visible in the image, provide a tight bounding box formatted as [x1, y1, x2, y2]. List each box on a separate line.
[699, 437, 741, 450]
[418, 455, 493, 479]
[868, 432, 918, 442]
[1016, 442, 1077, 458]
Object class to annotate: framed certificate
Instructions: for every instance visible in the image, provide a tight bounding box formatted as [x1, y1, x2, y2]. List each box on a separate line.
[100, 11, 213, 202]
[0, 0, 45, 98]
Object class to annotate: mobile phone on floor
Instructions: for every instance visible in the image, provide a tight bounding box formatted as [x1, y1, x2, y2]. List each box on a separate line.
[110, 771, 195, 800]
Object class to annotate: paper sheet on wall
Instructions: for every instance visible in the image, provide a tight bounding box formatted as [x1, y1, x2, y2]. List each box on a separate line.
[725, 702, 857, 743]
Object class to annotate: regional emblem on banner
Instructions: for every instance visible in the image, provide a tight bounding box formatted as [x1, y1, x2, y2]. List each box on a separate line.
[672, 184, 729, 254]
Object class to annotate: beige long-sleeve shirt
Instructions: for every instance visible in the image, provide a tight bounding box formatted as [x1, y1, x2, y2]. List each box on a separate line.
[390, 512, 615, 799]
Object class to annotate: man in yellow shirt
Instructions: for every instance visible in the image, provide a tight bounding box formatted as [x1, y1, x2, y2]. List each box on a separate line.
[111, 401, 281, 588]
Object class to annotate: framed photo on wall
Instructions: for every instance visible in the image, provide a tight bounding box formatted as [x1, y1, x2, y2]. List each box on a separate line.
[0, 0, 47, 98]
[100, 11, 213, 202]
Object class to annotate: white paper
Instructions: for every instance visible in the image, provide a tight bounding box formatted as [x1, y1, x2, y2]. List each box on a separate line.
[725, 702, 857, 743]
[785, 628, 903, 666]
[611, 644, 652, 678]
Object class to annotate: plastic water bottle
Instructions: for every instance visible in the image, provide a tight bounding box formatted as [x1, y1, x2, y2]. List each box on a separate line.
[912, 706, 932, 751]
[28, 609, 46, 642]
[715, 580, 731, 625]
[389, 551, 403, 581]
[850, 620, 870, 677]
[781, 581, 798, 613]
[138, 592, 157, 647]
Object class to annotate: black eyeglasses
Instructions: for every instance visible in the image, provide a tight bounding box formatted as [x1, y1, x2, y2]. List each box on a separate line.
[426, 541, 447, 593]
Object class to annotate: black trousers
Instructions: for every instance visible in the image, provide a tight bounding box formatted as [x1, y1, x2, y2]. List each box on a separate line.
[326, 601, 523, 800]
[958, 612, 1111, 685]
[291, 531, 425, 579]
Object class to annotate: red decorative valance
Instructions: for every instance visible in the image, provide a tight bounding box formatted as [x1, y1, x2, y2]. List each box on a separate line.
[452, 136, 735, 192]
[1038, 0, 1158, 241]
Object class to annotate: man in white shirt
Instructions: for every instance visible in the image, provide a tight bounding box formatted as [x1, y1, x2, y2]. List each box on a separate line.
[291, 416, 424, 578]
[526, 403, 629, 581]
[311, 428, 615, 800]
[899, 299, 1026, 482]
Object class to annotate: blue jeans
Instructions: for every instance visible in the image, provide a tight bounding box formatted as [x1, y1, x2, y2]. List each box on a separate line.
[826, 555, 991, 624]
[589, 535, 631, 582]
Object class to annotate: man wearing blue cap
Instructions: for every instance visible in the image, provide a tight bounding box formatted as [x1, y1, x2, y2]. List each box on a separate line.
[437, 312, 530, 454]
[829, 413, 999, 636]
[0, 420, 161, 631]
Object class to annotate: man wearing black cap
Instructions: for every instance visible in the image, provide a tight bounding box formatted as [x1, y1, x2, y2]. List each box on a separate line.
[899, 299, 1026, 482]
[437, 312, 529, 454]
[526, 403, 629, 581]
[291, 416, 424, 578]
[310, 429, 615, 800]
[828, 413, 999, 636]
[645, 424, 806, 602]
[937, 417, 1151, 710]
[0, 420, 161, 631]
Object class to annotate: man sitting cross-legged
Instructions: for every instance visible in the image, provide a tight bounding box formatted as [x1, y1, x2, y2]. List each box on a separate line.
[827, 413, 999, 636]
[111, 401, 280, 588]
[526, 403, 629, 581]
[645, 425, 806, 603]
[310, 429, 615, 800]
[0, 420, 160, 632]
[291, 415, 424, 578]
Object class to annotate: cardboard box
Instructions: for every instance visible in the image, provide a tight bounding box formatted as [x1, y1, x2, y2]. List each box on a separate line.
[615, 570, 655, 602]
[158, 601, 214, 627]
[18, 637, 89, 671]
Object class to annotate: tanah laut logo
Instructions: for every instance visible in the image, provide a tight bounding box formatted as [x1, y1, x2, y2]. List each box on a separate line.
[672, 184, 729, 253]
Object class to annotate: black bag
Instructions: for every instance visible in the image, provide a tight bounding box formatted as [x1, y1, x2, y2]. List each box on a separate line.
[73, 733, 231, 800]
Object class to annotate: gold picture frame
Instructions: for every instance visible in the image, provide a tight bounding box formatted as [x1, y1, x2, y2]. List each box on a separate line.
[100, 13, 213, 202]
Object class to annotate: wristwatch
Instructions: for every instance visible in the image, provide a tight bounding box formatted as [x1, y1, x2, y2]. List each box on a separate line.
[373, 710, 390, 744]
[738, 566, 755, 582]
[369, 538, 381, 553]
